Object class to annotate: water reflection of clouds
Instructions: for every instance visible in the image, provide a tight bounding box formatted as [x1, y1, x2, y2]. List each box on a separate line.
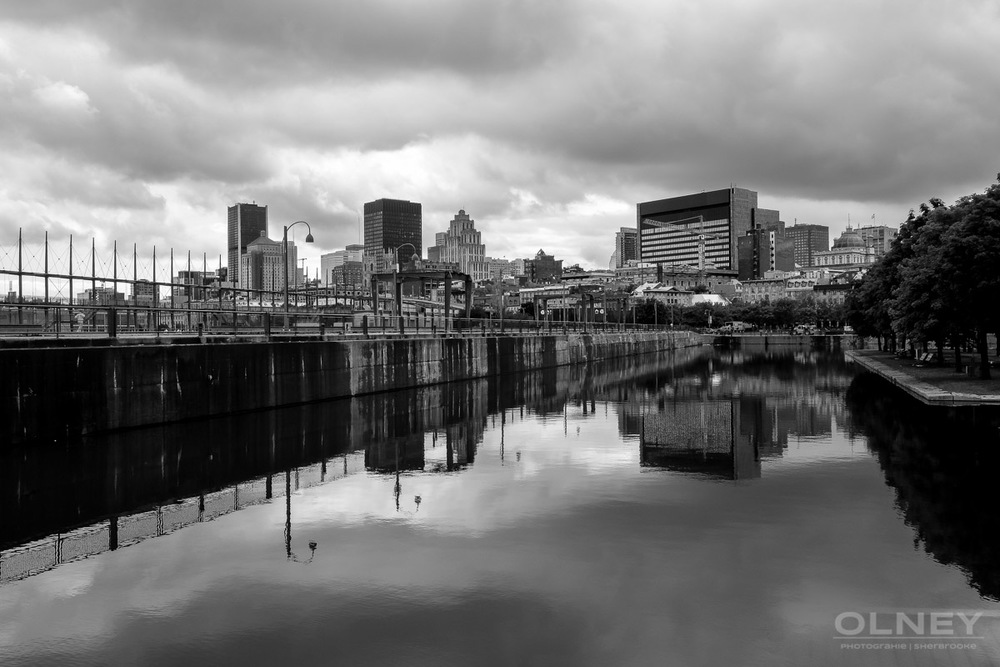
[8, 352, 1000, 665]
[293, 411, 640, 534]
[12, 453, 997, 666]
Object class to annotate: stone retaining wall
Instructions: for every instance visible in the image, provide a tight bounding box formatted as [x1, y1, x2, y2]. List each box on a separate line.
[3, 331, 698, 444]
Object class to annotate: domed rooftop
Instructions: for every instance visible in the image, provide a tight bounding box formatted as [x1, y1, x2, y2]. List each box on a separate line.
[833, 228, 866, 249]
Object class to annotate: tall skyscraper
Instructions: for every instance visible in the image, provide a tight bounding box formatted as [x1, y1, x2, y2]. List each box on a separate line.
[785, 223, 830, 268]
[636, 187, 777, 273]
[426, 209, 488, 281]
[227, 203, 268, 286]
[615, 227, 638, 268]
[363, 198, 422, 267]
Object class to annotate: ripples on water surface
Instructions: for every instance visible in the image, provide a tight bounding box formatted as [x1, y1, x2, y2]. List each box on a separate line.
[3, 346, 1000, 666]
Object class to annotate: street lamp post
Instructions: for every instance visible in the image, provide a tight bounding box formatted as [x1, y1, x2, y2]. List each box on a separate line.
[283, 220, 314, 329]
[390, 243, 418, 322]
[393, 243, 418, 271]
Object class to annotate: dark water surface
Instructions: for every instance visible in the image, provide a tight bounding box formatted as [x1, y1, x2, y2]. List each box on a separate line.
[4, 346, 1000, 666]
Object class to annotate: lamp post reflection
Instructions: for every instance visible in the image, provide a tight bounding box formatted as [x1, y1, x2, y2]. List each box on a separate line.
[284, 469, 317, 564]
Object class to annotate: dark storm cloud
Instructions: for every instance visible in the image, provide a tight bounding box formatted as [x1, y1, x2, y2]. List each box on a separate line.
[6, 0, 575, 85]
[488, 0, 1000, 210]
[0, 75, 269, 185]
[2, 0, 999, 267]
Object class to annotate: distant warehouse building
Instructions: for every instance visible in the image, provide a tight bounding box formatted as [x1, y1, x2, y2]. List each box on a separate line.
[637, 187, 779, 275]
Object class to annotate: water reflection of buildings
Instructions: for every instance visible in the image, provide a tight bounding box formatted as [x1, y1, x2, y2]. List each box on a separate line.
[3, 354, 681, 583]
[640, 400, 761, 480]
[625, 351, 856, 479]
[846, 373, 1000, 601]
[2, 348, 857, 584]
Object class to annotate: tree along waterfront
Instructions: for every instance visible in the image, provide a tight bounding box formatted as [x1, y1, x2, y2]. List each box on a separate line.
[845, 175, 1000, 379]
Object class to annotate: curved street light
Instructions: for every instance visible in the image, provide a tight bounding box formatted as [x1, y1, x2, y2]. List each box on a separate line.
[283, 221, 314, 324]
[393, 242, 418, 271]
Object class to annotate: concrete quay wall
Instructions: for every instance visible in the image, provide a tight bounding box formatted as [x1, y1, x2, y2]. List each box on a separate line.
[708, 334, 846, 349]
[846, 350, 1000, 407]
[3, 331, 698, 444]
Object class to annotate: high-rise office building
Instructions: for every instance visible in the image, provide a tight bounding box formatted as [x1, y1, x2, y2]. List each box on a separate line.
[320, 244, 364, 285]
[426, 209, 488, 282]
[615, 227, 638, 268]
[857, 225, 897, 258]
[737, 229, 795, 281]
[636, 187, 777, 273]
[239, 234, 298, 294]
[785, 223, 830, 268]
[227, 203, 268, 286]
[363, 198, 422, 267]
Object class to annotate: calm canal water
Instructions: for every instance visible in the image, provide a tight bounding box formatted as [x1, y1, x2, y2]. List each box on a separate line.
[3, 345, 1000, 666]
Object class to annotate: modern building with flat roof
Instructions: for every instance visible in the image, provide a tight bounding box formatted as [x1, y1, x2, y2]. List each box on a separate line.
[320, 244, 364, 286]
[636, 187, 777, 274]
[615, 227, 638, 268]
[857, 224, 897, 258]
[227, 202, 268, 286]
[785, 223, 829, 268]
[363, 198, 422, 266]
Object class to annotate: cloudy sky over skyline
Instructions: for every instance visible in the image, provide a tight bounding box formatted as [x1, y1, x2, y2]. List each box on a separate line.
[2, 0, 998, 272]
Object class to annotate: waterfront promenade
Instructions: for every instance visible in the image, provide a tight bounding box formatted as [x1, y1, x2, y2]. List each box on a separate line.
[846, 349, 1000, 406]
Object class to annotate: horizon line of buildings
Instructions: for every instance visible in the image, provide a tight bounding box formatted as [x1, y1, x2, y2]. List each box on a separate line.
[229, 198, 567, 296]
[224, 188, 898, 303]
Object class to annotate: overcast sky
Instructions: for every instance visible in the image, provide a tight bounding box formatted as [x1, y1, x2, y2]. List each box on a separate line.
[2, 0, 998, 273]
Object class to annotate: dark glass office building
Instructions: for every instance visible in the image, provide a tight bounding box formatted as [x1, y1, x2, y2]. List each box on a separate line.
[364, 198, 422, 265]
[227, 203, 268, 286]
[637, 187, 777, 274]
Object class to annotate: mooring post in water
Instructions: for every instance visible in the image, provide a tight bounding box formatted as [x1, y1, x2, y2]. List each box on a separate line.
[263, 313, 271, 339]
[363, 315, 369, 339]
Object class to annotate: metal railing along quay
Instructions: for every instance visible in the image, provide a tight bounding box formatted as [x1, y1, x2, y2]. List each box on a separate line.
[0, 302, 674, 345]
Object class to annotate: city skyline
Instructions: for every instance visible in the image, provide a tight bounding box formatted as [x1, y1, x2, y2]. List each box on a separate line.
[1, 1, 997, 271]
